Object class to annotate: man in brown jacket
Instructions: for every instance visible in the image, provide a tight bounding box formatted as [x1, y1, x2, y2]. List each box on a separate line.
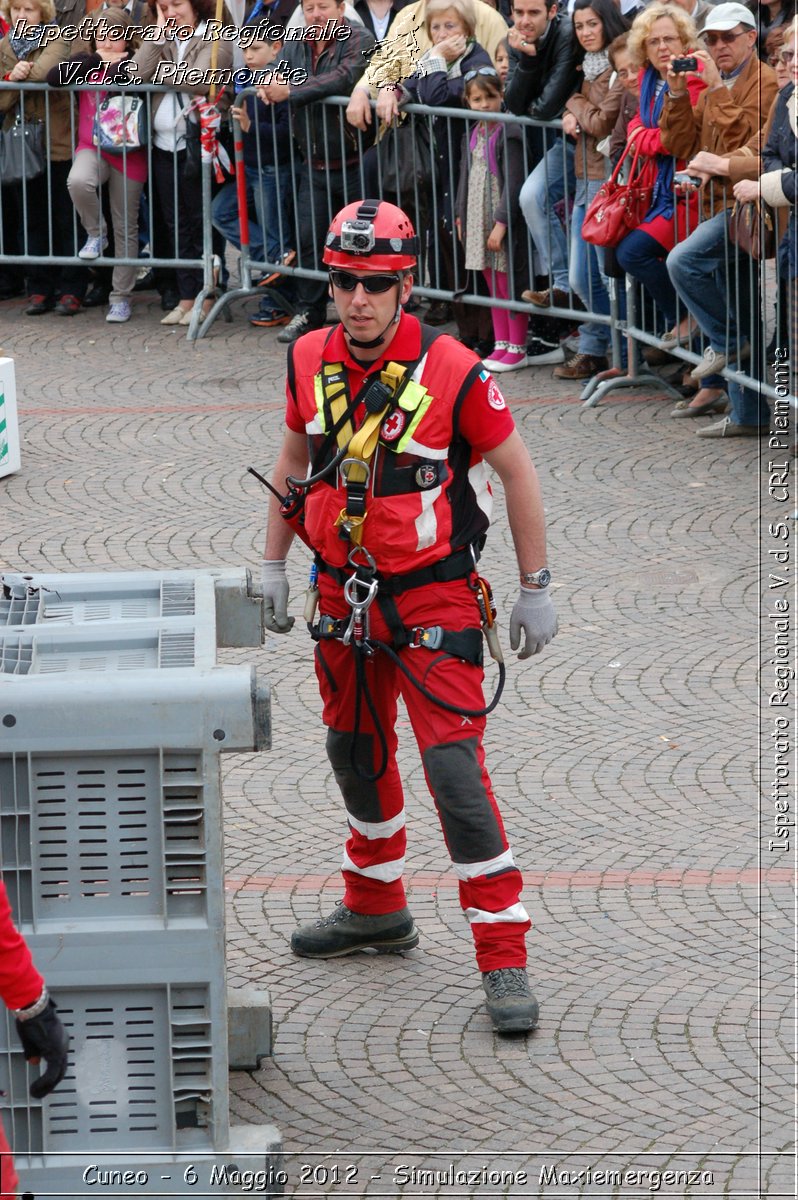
[659, 2, 778, 434]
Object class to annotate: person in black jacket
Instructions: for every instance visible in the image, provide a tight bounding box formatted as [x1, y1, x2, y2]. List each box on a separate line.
[503, 0, 579, 358]
[256, 0, 375, 342]
[212, 23, 295, 327]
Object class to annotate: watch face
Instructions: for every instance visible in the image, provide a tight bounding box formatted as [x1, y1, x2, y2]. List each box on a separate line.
[536, 568, 551, 587]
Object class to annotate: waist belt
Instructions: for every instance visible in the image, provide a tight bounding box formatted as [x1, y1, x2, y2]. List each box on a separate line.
[315, 544, 478, 597]
[313, 613, 483, 666]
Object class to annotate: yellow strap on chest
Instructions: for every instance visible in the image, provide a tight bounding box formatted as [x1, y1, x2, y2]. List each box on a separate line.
[322, 360, 410, 545]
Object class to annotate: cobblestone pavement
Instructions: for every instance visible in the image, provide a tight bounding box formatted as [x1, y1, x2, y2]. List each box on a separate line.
[0, 292, 793, 1199]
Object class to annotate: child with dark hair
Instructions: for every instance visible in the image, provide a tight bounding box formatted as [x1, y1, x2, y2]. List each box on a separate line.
[47, 8, 145, 323]
[455, 65, 529, 370]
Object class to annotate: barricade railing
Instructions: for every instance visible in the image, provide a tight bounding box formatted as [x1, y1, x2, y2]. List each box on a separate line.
[0, 79, 219, 338]
[2, 80, 795, 411]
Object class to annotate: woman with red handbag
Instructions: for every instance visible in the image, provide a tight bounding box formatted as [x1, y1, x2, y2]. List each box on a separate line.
[614, 3, 705, 337]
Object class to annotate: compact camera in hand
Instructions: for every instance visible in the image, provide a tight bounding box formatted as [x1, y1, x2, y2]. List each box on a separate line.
[673, 171, 702, 188]
[339, 219, 376, 254]
[671, 56, 698, 72]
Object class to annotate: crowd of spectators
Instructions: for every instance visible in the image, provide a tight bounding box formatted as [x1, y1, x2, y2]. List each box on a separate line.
[0, 0, 795, 424]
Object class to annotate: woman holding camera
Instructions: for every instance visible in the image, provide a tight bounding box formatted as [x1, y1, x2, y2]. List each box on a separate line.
[614, 3, 705, 336]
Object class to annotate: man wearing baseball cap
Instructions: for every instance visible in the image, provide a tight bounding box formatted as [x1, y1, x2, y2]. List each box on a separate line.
[658, 2, 778, 434]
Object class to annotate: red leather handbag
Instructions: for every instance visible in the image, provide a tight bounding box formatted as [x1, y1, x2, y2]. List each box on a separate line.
[582, 142, 653, 248]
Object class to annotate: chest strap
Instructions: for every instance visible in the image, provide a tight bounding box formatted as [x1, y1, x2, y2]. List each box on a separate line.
[318, 324, 443, 547]
[333, 361, 410, 545]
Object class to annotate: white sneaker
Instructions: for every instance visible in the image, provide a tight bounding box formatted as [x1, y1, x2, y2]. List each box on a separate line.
[106, 301, 131, 323]
[78, 235, 108, 261]
[690, 341, 749, 381]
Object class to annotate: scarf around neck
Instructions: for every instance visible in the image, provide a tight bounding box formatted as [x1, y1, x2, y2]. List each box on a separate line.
[582, 50, 610, 82]
[639, 64, 675, 221]
[9, 23, 49, 59]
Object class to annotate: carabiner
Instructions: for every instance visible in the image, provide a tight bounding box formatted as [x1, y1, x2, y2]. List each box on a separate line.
[343, 572, 379, 615]
[340, 457, 371, 488]
[347, 544, 377, 574]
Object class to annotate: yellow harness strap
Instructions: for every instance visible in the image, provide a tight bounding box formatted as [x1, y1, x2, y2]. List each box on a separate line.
[327, 361, 409, 545]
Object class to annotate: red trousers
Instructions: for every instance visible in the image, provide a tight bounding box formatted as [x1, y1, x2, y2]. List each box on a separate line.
[313, 575, 530, 972]
[0, 1116, 17, 1200]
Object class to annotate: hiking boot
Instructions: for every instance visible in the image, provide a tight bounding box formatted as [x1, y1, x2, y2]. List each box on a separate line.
[482, 967, 539, 1034]
[552, 352, 608, 380]
[290, 901, 420, 958]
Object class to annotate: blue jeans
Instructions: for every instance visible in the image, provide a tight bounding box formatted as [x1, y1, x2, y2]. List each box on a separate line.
[519, 139, 575, 292]
[616, 227, 677, 329]
[666, 209, 748, 354]
[570, 178, 611, 357]
[212, 164, 292, 267]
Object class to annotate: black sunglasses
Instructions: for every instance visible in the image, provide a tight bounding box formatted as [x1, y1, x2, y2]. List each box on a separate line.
[328, 269, 400, 293]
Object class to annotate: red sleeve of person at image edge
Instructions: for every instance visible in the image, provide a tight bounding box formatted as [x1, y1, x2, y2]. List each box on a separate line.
[457, 371, 515, 454]
[285, 380, 304, 434]
[0, 879, 41, 1200]
[0, 1120, 18, 1200]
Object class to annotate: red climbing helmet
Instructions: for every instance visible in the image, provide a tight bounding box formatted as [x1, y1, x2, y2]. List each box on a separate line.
[323, 200, 419, 272]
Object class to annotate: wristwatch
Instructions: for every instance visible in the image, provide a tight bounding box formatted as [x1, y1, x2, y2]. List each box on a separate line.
[520, 567, 551, 588]
[14, 987, 49, 1021]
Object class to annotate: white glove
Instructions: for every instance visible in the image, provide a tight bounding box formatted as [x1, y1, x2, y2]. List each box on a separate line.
[261, 560, 295, 634]
[509, 586, 558, 660]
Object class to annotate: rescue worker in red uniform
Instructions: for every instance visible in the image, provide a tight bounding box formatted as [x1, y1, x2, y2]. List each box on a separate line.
[260, 200, 558, 1033]
[0, 879, 69, 1198]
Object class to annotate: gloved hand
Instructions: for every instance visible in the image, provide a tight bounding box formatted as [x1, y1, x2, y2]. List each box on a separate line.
[509, 586, 558, 660]
[261, 560, 295, 634]
[15, 997, 69, 1099]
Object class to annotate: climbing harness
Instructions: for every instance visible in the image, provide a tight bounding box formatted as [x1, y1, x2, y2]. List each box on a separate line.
[249, 321, 508, 782]
[308, 541, 507, 782]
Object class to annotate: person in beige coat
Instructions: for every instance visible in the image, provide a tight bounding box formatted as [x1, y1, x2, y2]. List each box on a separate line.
[133, 0, 234, 324]
[345, 0, 508, 130]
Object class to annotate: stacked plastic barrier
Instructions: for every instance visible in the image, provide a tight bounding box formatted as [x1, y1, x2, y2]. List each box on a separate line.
[0, 569, 281, 1197]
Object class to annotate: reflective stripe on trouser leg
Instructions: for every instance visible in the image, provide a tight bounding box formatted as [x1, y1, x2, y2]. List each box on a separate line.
[315, 639, 408, 914]
[422, 738, 530, 971]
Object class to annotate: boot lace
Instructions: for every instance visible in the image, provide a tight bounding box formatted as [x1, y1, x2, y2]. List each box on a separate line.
[483, 968, 530, 997]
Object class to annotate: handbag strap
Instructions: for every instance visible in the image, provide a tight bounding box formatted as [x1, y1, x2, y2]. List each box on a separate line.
[608, 138, 645, 186]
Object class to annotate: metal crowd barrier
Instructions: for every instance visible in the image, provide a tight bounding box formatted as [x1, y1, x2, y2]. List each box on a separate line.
[0, 79, 220, 340]
[2, 80, 795, 412]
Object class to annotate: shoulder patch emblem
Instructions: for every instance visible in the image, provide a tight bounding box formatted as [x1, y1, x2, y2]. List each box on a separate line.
[487, 379, 506, 411]
[415, 464, 438, 489]
[381, 409, 407, 442]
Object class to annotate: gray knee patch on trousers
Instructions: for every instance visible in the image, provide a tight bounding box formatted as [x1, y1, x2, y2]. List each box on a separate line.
[326, 729, 382, 823]
[422, 737, 506, 863]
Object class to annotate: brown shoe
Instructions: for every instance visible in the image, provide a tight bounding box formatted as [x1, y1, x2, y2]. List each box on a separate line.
[521, 286, 570, 308]
[552, 353, 608, 380]
[521, 287, 585, 311]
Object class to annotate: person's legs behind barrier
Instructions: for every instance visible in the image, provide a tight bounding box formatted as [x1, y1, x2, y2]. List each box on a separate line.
[519, 139, 573, 296]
